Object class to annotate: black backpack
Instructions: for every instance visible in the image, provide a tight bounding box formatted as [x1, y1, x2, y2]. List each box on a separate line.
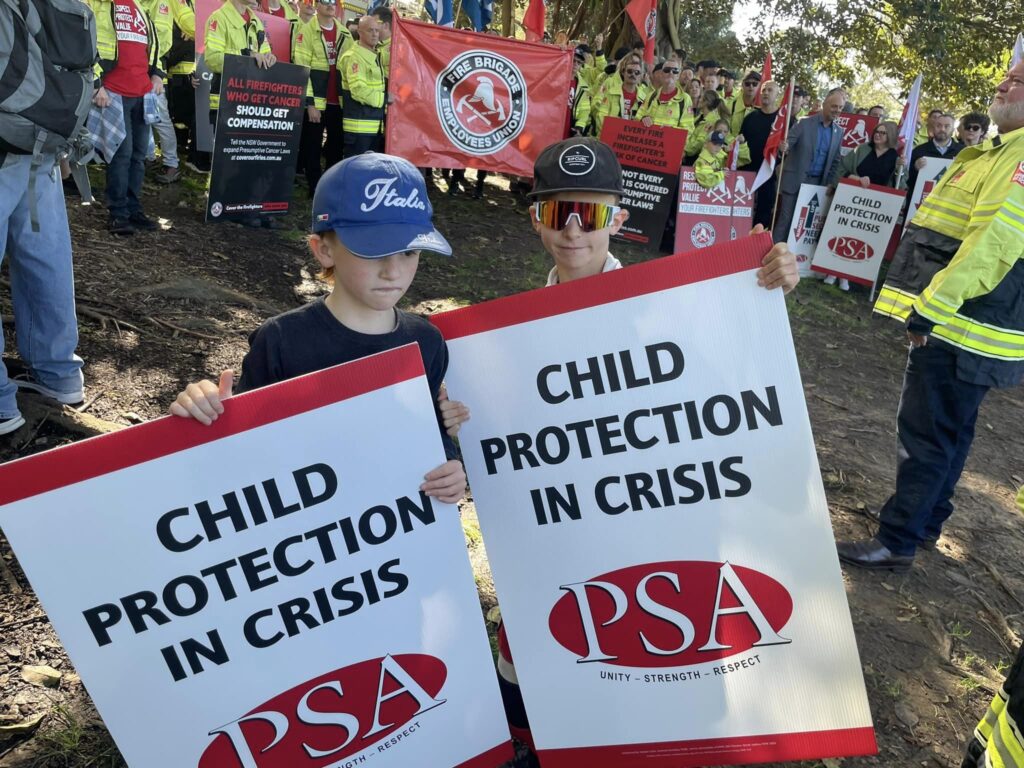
[0, 0, 97, 156]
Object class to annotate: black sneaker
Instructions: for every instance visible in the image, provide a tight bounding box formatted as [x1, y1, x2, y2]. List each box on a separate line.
[128, 212, 158, 231]
[108, 216, 135, 235]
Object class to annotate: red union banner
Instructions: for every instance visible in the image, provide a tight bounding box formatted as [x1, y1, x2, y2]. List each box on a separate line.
[386, 17, 573, 176]
[834, 113, 879, 156]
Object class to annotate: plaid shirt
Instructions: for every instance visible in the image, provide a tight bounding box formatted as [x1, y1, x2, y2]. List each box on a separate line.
[86, 93, 126, 163]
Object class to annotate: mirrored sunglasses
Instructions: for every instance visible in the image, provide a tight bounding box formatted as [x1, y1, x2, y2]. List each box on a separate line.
[663, 67, 680, 74]
[534, 200, 620, 232]
[965, 124, 983, 131]
[625, 68, 642, 76]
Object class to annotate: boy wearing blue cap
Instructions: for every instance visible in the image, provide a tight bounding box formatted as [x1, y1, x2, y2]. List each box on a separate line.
[169, 153, 469, 502]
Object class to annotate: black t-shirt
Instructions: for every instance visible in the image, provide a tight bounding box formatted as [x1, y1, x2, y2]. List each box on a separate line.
[237, 299, 458, 459]
[739, 108, 777, 172]
[856, 147, 898, 186]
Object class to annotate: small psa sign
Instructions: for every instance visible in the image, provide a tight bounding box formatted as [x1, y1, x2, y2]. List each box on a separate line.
[0, 345, 511, 768]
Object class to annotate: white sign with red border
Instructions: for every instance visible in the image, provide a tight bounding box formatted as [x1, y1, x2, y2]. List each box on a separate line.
[432, 237, 876, 768]
[0, 346, 511, 768]
[786, 183, 832, 277]
[811, 178, 907, 286]
[905, 156, 953, 228]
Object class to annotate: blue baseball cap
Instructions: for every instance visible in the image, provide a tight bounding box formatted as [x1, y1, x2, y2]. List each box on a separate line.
[311, 153, 452, 258]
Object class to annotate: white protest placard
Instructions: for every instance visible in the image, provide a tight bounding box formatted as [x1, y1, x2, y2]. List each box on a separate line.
[432, 236, 876, 768]
[811, 178, 907, 286]
[786, 183, 832, 277]
[0, 345, 511, 768]
[905, 156, 953, 227]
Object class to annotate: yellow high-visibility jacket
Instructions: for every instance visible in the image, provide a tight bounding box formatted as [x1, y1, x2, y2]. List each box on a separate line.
[377, 37, 391, 76]
[578, 54, 607, 90]
[961, 641, 1024, 768]
[166, 0, 196, 76]
[591, 74, 650, 136]
[142, 0, 173, 80]
[90, 0, 163, 86]
[570, 77, 591, 135]
[724, 94, 755, 137]
[685, 108, 725, 157]
[205, 2, 271, 109]
[636, 87, 694, 134]
[903, 126, 1024, 368]
[294, 17, 353, 110]
[694, 146, 725, 188]
[340, 43, 385, 134]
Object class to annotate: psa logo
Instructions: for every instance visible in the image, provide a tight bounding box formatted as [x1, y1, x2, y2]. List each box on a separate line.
[549, 561, 792, 667]
[436, 50, 527, 156]
[199, 654, 446, 767]
[828, 236, 873, 261]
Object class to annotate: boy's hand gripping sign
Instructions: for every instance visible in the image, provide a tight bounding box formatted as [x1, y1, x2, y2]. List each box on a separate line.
[0, 345, 511, 768]
[432, 235, 876, 768]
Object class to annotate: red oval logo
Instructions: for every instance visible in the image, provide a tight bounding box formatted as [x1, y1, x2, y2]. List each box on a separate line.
[548, 561, 792, 668]
[199, 654, 447, 767]
[828, 236, 873, 261]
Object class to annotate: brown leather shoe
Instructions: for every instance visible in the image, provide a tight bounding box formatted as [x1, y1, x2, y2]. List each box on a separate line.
[836, 538, 914, 572]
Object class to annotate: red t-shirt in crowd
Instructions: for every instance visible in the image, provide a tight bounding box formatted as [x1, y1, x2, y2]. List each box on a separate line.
[622, 87, 635, 118]
[266, 3, 286, 17]
[102, 0, 151, 98]
[659, 88, 677, 104]
[322, 23, 339, 106]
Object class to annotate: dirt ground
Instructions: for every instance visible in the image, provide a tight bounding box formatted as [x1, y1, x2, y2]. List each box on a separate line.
[0, 165, 1022, 768]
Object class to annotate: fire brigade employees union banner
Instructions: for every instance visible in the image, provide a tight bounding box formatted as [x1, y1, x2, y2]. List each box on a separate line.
[811, 179, 906, 287]
[0, 345, 513, 768]
[431, 235, 876, 768]
[386, 17, 573, 177]
[207, 55, 306, 223]
[675, 168, 755, 251]
[786, 183, 832, 278]
[905, 157, 953, 229]
[835, 113, 879, 157]
[599, 117, 687, 249]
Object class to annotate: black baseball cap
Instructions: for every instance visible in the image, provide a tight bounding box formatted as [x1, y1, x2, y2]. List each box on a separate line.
[529, 138, 624, 198]
[709, 131, 727, 145]
[742, 71, 761, 83]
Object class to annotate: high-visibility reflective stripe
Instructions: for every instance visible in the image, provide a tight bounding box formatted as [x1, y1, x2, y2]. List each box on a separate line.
[991, 713, 1024, 766]
[913, 284, 958, 323]
[342, 119, 382, 133]
[979, 691, 1010, 742]
[873, 286, 916, 319]
[995, 201, 1024, 232]
[934, 325, 1024, 361]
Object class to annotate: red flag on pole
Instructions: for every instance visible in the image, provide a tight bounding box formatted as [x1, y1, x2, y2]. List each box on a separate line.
[386, 17, 573, 177]
[625, 0, 657, 66]
[754, 48, 772, 107]
[751, 76, 793, 192]
[523, 0, 545, 42]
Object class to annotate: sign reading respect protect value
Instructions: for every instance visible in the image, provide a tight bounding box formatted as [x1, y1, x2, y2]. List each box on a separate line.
[0, 346, 511, 768]
[432, 235, 876, 768]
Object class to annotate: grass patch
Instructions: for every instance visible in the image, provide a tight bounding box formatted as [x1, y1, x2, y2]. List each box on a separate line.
[25, 703, 124, 768]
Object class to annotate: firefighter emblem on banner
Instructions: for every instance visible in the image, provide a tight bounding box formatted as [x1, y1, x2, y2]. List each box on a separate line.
[436, 50, 528, 156]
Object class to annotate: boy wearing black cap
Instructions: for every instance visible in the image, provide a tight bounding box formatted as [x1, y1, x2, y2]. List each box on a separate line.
[695, 129, 729, 189]
[168, 153, 469, 503]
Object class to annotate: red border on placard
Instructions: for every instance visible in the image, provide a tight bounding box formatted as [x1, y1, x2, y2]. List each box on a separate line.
[537, 726, 877, 768]
[0, 344, 425, 507]
[455, 740, 515, 768]
[431, 233, 773, 340]
[835, 176, 908, 198]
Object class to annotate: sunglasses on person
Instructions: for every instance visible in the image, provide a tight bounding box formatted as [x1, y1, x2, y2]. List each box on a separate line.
[964, 123, 983, 131]
[624, 68, 642, 76]
[534, 200, 621, 231]
[872, 128, 887, 135]
[663, 67, 680, 74]
[742, 80, 758, 87]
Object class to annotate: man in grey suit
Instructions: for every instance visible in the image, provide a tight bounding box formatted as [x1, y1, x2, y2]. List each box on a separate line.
[772, 88, 847, 244]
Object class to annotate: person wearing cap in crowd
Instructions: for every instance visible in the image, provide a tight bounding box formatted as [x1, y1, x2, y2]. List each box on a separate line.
[636, 53, 694, 133]
[793, 86, 810, 118]
[489, 136, 800, 758]
[772, 87, 846, 244]
[739, 78, 784, 228]
[567, 46, 593, 137]
[684, 89, 724, 162]
[168, 152, 470, 503]
[694, 129, 730, 189]
[957, 111, 990, 146]
[725, 70, 761, 136]
[591, 53, 649, 135]
[294, 0, 352, 194]
[339, 15, 385, 157]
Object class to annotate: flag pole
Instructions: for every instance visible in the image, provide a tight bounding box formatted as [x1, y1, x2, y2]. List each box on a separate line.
[769, 77, 795, 235]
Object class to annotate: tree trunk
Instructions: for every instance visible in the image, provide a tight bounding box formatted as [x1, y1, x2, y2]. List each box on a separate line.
[552, 0, 563, 33]
[502, 0, 512, 36]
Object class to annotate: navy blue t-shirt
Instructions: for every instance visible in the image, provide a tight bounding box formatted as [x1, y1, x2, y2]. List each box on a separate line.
[236, 299, 458, 459]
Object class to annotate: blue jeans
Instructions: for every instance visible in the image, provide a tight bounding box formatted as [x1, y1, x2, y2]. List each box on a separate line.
[106, 95, 150, 219]
[877, 343, 989, 556]
[0, 153, 84, 420]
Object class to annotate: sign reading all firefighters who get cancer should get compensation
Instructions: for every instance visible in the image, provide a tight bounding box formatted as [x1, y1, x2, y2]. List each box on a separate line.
[432, 234, 876, 768]
[0, 345, 512, 768]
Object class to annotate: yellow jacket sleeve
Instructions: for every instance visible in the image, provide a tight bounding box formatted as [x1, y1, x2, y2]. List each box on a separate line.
[695, 149, 725, 189]
[172, 0, 195, 39]
[591, 87, 610, 135]
[345, 51, 384, 109]
[293, 27, 313, 103]
[738, 140, 751, 166]
[573, 85, 591, 133]
[204, 13, 227, 73]
[913, 165, 1024, 325]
